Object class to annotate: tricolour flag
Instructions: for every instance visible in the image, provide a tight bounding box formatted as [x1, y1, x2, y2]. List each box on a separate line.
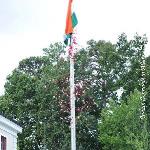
[64, 0, 78, 45]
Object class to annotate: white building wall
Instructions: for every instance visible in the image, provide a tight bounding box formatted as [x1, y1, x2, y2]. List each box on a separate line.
[0, 127, 17, 150]
[0, 115, 22, 150]
[13, 136, 17, 150]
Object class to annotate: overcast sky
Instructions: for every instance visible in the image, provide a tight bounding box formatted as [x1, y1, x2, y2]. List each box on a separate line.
[0, 0, 150, 95]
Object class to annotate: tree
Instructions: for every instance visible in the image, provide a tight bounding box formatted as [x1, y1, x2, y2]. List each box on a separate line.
[116, 33, 148, 99]
[3, 57, 49, 149]
[0, 34, 148, 149]
[99, 90, 148, 150]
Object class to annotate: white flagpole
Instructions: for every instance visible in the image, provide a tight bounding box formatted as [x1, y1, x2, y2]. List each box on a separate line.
[69, 37, 76, 150]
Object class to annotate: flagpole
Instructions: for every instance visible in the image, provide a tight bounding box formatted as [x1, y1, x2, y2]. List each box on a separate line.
[70, 37, 76, 150]
[64, 0, 77, 149]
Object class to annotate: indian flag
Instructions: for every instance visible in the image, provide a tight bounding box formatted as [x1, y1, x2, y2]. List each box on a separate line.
[64, 0, 78, 45]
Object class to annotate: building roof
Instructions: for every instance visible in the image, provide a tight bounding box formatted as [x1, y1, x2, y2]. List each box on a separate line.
[0, 114, 22, 134]
[0, 112, 21, 127]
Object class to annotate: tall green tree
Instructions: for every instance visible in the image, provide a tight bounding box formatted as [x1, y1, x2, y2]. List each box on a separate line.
[116, 33, 148, 99]
[99, 90, 148, 150]
[0, 33, 148, 149]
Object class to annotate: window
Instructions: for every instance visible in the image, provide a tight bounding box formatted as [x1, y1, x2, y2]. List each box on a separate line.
[1, 136, 6, 150]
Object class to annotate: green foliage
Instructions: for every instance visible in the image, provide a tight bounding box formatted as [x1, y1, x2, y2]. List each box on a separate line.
[99, 90, 148, 150]
[116, 33, 148, 99]
[0, 33, 149, 149]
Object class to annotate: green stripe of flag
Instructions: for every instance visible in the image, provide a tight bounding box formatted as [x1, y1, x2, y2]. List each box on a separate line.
[72, 12, 78, 28]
